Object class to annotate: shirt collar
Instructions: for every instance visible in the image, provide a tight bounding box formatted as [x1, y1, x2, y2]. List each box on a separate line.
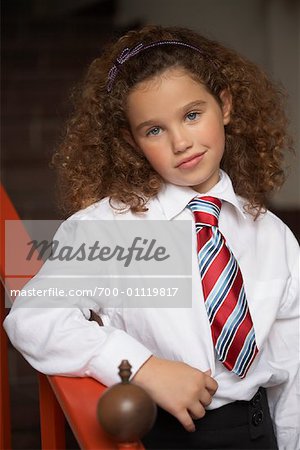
[156, 170, 246, 220]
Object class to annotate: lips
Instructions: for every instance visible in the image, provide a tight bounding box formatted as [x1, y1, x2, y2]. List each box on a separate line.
[176, 152, 206, 169]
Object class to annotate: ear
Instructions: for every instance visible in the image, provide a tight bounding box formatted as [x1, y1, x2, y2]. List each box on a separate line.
[122, 128, 139, 150]
[220, 90, 232, 125]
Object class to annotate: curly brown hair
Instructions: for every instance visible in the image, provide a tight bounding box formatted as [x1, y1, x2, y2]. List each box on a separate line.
[52, 25, 291, 218]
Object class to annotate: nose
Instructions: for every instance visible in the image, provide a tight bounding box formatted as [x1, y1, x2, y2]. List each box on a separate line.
[170, 126, 193, 153]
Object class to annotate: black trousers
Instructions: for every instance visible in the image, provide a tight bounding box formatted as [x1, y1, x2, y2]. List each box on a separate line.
[142, 388, 278, 450]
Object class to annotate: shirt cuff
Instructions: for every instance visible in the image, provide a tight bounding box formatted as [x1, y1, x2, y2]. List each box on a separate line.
[85, 328, 153, 386]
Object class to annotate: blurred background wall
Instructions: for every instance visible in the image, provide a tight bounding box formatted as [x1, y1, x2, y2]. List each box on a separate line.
[1, 1, 299, 448]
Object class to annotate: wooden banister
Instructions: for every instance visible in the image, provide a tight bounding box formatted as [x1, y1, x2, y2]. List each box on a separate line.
[0, 184, 18, 450]
[0, 281, 11, 450]
[45, 375, 145, 449]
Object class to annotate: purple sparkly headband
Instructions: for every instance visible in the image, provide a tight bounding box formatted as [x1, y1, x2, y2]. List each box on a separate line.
[106, 40, 207, 93]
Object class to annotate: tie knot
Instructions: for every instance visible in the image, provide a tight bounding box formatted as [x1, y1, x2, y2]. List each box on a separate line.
[187, 196, 221, 227]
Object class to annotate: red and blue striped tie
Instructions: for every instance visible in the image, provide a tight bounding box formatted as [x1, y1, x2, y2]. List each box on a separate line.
[188, 196, 258, 378]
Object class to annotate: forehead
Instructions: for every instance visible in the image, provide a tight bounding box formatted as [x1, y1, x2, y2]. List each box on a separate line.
[126, 67, 209, 122]
[128, 67, 204, 99]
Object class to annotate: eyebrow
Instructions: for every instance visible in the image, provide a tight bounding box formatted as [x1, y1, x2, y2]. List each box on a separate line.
[135, 100, 207, 131]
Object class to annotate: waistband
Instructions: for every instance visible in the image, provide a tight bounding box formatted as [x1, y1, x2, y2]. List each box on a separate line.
[195, 387, 267, 430]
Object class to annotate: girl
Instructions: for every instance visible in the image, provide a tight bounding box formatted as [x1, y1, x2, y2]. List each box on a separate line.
[4, 25, 299, 449]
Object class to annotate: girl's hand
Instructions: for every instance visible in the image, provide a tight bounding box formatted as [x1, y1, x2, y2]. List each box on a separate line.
[132, 355, 218, 432]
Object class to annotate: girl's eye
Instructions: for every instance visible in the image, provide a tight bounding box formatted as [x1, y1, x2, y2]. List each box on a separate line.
[146, 127, 161, 136]
[186, 112, 199, 121]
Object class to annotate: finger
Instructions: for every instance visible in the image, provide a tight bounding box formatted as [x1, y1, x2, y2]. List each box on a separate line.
[176, 409, 196, 432]
[204, 369, 212, 376]
[205, 375, 218, 395]
[198, 389, 213, 407]
[188, 402, 206, 420]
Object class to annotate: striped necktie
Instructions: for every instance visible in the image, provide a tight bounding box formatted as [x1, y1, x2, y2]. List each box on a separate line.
[187, 196, 258, 378]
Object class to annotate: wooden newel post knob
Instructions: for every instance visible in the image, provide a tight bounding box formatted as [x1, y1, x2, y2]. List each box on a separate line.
[97, 360, 157, 443]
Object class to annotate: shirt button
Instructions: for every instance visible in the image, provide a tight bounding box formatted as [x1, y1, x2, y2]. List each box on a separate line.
[252, 410, 264, 426]
[251, 390, 262, 407]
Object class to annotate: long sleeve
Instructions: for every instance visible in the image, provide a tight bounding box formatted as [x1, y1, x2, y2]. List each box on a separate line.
[4, 304, 152, 386]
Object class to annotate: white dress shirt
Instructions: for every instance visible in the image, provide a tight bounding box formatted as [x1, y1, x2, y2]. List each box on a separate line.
[4, 171, 299, 450]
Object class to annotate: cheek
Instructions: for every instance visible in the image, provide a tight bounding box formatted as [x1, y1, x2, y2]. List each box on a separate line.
[146, 152, 167, 171]
[139, 141, 165, 163]
[202, 119, 226, 149]
[144, 150, 171, 176]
